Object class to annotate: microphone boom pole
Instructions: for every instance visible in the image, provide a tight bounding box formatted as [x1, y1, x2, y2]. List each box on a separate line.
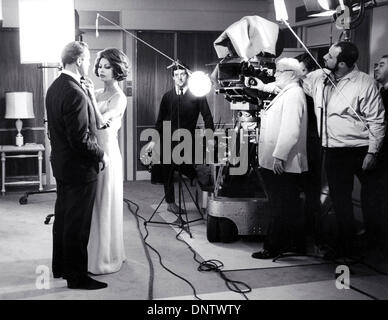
[96, 13, 191, 73]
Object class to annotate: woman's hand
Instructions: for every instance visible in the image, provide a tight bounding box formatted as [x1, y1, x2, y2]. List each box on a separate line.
[83, 77, 96, 101]
[273, 157, 285, 175]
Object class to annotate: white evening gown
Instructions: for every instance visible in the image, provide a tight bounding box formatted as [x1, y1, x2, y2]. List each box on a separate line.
[88, 93, 126, 274]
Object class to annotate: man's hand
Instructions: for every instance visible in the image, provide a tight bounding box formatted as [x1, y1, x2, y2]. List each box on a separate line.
[362, 153, 377, 171]
[244, 76, 264, 90]
[273, 157, 285, 175]
[100, 152, 109, 171]
[145, 141, 156, 153]
[101, 119, 112, 129]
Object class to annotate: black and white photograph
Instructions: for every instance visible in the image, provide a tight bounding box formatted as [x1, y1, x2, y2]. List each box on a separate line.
[1, 0, 388, 310]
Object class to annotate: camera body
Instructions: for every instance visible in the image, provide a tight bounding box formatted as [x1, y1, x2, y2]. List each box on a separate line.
[215, 55, 277, 108]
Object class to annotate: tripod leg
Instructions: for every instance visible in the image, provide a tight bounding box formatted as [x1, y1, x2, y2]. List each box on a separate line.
[181, 177, 203, 217]
[146, 195, 166, 224]
[179, 181, 193, 238]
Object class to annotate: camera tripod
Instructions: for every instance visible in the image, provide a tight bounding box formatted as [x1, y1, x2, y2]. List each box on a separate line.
[145, 85, 204, 238]
[145, 164, 204, 238]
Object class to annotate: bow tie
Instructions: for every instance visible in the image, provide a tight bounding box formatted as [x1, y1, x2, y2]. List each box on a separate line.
[80, 77, 88, 92]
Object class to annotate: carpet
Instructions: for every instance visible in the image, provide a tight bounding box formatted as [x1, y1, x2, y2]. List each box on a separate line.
[151, 203, 324, 271]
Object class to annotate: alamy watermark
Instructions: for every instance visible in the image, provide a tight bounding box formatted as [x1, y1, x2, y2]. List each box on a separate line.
[35, 265, 50, 290]
[140, 121, 249, 175]
[335, 265, 350, 290]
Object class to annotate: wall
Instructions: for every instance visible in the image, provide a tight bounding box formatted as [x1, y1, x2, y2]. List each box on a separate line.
[370, 3, 388, 73]
[2, 0, 272, 30]
[0, 28, 46, 179]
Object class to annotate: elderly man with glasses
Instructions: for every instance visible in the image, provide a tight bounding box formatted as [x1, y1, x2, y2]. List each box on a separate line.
[246, 58, 308, 259]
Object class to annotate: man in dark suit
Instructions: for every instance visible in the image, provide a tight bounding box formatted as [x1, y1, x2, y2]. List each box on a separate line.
[146, 64, 214, 215]
[372, 55, 388, 257]
[46, 41, 108, 290]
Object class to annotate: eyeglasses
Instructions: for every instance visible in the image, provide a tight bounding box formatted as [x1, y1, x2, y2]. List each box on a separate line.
[275, 69, 294, 74]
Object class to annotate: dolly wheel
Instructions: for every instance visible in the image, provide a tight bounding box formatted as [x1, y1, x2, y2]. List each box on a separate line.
[206, 215, 220, 243]
[19, 196, 28, 205]
[219, 218, 239, 243]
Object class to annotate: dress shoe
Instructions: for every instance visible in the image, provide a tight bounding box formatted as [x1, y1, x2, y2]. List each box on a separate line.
[251, 250, 278, 259]
[67, 276, 107, 290]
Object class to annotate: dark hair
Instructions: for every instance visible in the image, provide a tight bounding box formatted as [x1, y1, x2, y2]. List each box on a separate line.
[61, 41, 88, 67]
[382, 54, 388, 60]
[171, 62, 189, 77]
[94, 48, 130, 81]
[296, 53, 316, 72]
[333, 41, 359, 68]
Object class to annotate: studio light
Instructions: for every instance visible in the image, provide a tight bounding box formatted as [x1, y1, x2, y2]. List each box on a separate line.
[274, 0, 289, 21]
[19, 0, 75, 64]
[188, 71, 212, 97]
[0, 0, 3, 21]
[303, 0, 337, 11]
[318, 0, 331, 10]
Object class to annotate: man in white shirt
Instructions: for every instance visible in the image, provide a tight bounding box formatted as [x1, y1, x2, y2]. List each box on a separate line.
[303, 42, 385, 258]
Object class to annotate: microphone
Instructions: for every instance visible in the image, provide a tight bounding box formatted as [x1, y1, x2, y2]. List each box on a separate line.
[95, 13, 100, 38]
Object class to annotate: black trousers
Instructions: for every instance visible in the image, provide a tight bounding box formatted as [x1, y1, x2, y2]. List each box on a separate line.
[163, 164, 197, 204]
[364, 154, 388, 252]
[324, 147, 375, 253]
[52, 179, 97, 281]
[260, 168, 304, 254]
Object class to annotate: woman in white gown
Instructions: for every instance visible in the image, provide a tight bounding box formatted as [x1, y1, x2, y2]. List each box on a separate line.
[85, 48, 129, 274]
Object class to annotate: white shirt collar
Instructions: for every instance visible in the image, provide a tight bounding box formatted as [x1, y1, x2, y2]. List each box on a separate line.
[61, 69, 82, 84]
[175, 86, 188, 95]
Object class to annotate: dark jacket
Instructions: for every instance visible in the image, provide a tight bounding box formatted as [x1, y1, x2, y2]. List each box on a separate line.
[155, 89, 214, 135]
[46, 73, 104, 183]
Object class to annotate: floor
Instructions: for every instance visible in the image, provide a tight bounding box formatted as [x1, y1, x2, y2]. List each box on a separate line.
[1, 181, 388, 301]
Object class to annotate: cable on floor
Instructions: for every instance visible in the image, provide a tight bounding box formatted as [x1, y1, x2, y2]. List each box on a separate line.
[124, 198, 154, 300]
[175, 228, 251, 300]
[124, 198, 201, 300]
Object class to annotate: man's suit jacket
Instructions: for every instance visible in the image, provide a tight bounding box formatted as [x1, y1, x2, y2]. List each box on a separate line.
[46, 73, 104, 183]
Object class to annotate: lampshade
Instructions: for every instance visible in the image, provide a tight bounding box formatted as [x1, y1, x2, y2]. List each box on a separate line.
[5, 92, 35, 119]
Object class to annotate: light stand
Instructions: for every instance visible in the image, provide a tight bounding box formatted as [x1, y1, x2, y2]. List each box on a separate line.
[146, 87, 204, 238]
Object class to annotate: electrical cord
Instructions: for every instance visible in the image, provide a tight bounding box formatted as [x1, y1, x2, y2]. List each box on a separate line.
[123, 198, 154, 300]
[124, 198, 201, 300]
[124, 198, 385, 301]
[175, 228, 252, 300]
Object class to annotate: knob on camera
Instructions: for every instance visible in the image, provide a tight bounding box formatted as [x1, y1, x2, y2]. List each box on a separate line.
[247, 77, 258, 87]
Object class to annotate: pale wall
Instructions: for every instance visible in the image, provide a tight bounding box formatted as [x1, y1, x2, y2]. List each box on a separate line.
[2, 0, 272, 30]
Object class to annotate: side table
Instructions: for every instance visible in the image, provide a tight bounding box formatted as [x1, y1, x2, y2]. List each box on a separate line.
[1, 144, 45, 194]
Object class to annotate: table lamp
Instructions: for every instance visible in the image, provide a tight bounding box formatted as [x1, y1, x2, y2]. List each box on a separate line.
[5, 92, 35, 146]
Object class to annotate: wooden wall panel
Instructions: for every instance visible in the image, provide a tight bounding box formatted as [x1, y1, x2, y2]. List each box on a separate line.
[0, 29, 44, 129]
[135, 31, 174, 170]
[177, 32, 233, 129]
[0, 29, 45, 178]
[351, 8, 372, 73]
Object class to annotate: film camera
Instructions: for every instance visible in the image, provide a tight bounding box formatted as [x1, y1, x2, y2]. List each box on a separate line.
[206, 16, 284, 243]
[215, 54, 280, 107]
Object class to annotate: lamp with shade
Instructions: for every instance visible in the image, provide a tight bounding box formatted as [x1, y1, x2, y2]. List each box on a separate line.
[5, 92, 35, 147]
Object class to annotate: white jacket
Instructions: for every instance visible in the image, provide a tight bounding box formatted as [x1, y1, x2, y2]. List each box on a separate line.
[303, 68, 385, 153]
[259, 82, 308, 173]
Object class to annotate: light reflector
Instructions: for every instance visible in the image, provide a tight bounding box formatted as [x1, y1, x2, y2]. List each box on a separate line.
[19, 0, 75, 64]
[274, 0, 289, 21]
